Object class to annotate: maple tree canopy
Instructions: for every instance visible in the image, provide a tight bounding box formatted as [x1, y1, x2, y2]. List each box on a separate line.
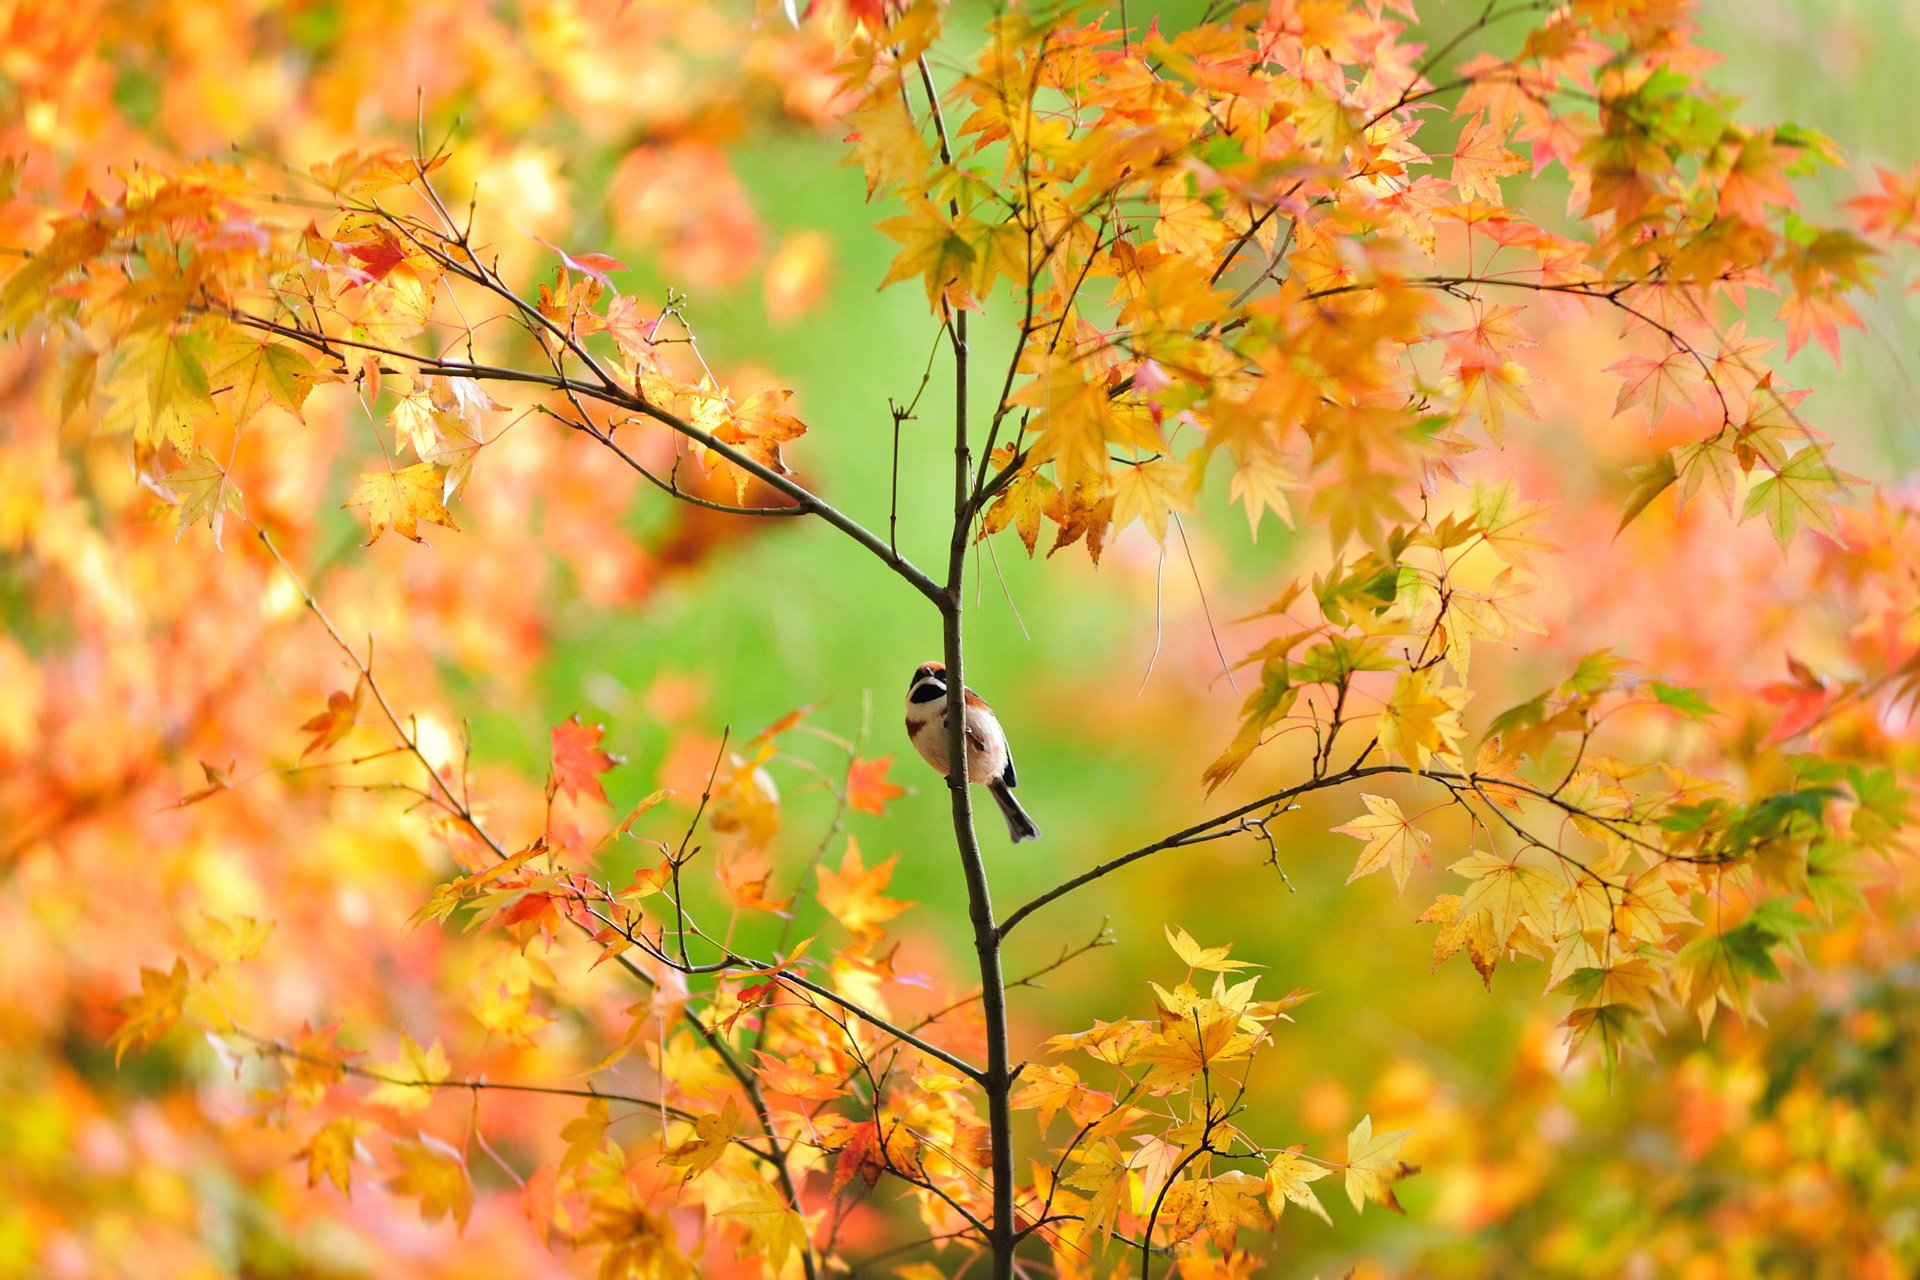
[2, 1, 1917, 1278]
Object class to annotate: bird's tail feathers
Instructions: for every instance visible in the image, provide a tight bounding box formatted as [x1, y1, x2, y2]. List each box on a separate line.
[989, 781, 1040, 844]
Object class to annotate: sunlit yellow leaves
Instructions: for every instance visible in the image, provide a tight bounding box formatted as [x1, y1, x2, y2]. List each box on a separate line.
[1378, 668, 1468, 774]
[878, 197, 982, 314]
[1015, 354, 1117, 491]
[1137, 978, 1269, 1081]
[311, 147, 447, 200]
[197, 912, 274, 965]
[1166, 925, 1255, 973]
[1109, 457, 1194, 542]
[815, 838, 912, 941]
[1227, 449, 1300, 539]
[1417, 893, 1502, 987]
[1451, 849, 1559, 943]
[202, 333, 314, 424]
[1011, 1062, 1102, 1131]
[164, 447, 243, 548]
[108, 329, 214, 451]
[1333, 794, 1433, 893]
[716, 1178, 810, 1273]
[1155, 175, 1228, 261]
[1266, 1148, 1333, 1224]
[1161, 1171, 1268, 1251]
[1343, 1115, 1414, 1213]
[703, 387, 807, 501]
[663, 1097, 740, 1181]
[844, 81, 931, 198]
[366, 1034, 451, 1112]
[109, 957, 189, 1065]
[299, 1117, 366, 1195]
[386, 1134, 473, 1230]
[344, 463, 458, 544]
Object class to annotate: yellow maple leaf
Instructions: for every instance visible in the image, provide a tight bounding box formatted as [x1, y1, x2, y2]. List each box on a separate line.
[1266, 1147, 1333, 1223]
[662, 1096, 740, 1181]
[108, 956, 190, 1065]
[1165, 924, 1255, 972]
[1109, 457, 1194, 542]
[385, 1133, 473, 1230]
[366, 1034, 451, 1113]
[298, 1116, 364, 1194]
[166, 447, 243, 549]
[1378, 667, 1468, 773]
[1333, 794, 1434, 893]
[716, 1176, 810, 1272]
[343, 462, 458, 544]
[1450, 848, 1560, 942]
[1344, 1114, 1415, 1213]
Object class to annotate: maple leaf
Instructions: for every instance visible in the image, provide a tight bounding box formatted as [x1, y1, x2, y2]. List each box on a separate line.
[877, 197, 980, 314]
[172, 759, 235, 808]
[298, 1117, 365, 1195]
[1228, 449, 1300, 538]
[1009, 1062, 1089, 1131]
[1266, 1147, 1333, 1223]
[1451, 113, 1528, 203]
[1848, 163, 1920, 244]
[845, 755, 905, 816]
[198, 912, 274, 965]
[716, 1178, 810, 1272]
[983, 470, 1048, 555]
[1742, 446, 1848, 547]
[385, 1134, 473, 1230]
[366, 1034, 451, 1112]
[1162, 1171, 1269, 1251]
[663, 1096, 740, 1181]
[550, 716, 620, 805]
[1343, 1115, 1415, 1213]
[1165, 924, 1255, 973]
[843, 82, 931, 198]
[1109, 457, 1194, 542]
[165, 447, 243, 549]
[1378, 668, 1468, 774]
[1417, 894, 1501, 988]
[1333, 794, 1433, 893]
[1615, 449, 1678, 536]
[202, 332, 314, 424]
[109, 957, 189, 1065]
[299, 683, 364, 759]
[343, 463, 458, 544]
[815, 838, 912, 941]
[1451, 849, 1559, 943]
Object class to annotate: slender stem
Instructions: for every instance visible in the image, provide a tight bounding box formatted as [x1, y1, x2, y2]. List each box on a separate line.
[938, 306, 1017, 1278]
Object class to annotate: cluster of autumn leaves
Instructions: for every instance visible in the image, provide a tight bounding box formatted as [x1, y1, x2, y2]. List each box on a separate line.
[4, 0, 1920, 1276]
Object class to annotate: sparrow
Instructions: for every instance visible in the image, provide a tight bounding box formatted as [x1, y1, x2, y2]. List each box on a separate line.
[904, 661, 1040, 844]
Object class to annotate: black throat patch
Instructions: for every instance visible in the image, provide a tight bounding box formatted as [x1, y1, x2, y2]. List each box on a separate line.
[908, 680, 947, 705]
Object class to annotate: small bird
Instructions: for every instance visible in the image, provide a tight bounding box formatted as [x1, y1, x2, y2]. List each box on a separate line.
[904, 661, 1040, 844]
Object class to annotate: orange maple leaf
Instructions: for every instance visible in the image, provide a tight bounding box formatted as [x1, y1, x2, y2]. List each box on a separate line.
[551, 716, 621, 804]
[846, 755, 906, 816]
